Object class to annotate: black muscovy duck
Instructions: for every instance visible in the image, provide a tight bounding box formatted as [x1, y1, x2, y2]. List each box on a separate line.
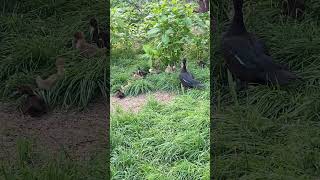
[14, 86, 48, 117]
[221, 0, 300, 86]
[89, 18, 109, 48]
[282, 0, 305, 19]
[179, 58, 204, 89]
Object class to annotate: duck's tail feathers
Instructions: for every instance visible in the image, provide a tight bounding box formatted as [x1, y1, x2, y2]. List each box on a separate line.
[194, 83, 205, 89]
[270, 70, 301, 85]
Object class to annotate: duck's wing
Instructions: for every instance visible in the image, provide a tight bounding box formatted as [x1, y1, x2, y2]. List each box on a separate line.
[248, 33, 270, 55]
[222, 36, 282, 71]
[179, 72, 203, 87]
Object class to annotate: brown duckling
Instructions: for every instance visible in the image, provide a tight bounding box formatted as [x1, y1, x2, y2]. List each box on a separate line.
[137, 68, 148, 77]
[165, 65, 175, 73]
[89, 18, 109, 48]
[36, 58, 65, 90]
[14, 85, 47, 117]
[73, 31, 106, 58]
[149, 68, 161, 74]
[197, 60, 207, 69]
[115, 89, 125, 99]
[132, 72, 143, 79]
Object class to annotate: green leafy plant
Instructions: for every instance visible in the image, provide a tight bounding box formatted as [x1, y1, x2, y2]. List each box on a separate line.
[143, 0, 195, 68]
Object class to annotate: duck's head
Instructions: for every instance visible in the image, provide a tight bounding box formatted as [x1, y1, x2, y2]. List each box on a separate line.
[89, 18, 98, 28]
[74, 32, 85, 41]
[181, 58, 187, 70]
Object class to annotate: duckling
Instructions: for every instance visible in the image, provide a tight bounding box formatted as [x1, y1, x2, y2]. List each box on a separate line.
[179, 58, 204, 89]
[149, 68, 161, 74]
[36, 74, 59, 90]
[197, 60, 207, 69]
[165, 64, 176, 73]
[36, 58, 65, 90]
[73, 31, 106, 58]
[137, 68, 148, 77]
[89, 18, 109, 48]
[14, 85, 47, 117]
[282, 0, 305, 19]
[221, 0, 300, 86]
[115, 89, 125, 99]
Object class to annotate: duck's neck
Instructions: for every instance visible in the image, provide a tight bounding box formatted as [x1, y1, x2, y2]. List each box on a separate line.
[181, 62, 187, 72]
[228, 1, 247, 35]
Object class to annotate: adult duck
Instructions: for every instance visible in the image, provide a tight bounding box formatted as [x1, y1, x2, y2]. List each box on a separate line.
[221, 0, 299, 86]
[14, 86, 47, 117]
[89, 18, 109, 48]
[179, 58, 204, 89]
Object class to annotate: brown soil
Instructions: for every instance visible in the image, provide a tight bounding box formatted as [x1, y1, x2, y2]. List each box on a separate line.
[0, 100, 108, 162]
[111, 92, 175, 113]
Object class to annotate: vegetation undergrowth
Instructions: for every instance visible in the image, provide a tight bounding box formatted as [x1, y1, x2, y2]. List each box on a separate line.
[0, 138, 109, 179]
[0, 0, 109, 179]
[212, 0, 320, 179]
[111, 0, 210, 179]
[111, 93, 210, 179]
[0, 0, 108, 109]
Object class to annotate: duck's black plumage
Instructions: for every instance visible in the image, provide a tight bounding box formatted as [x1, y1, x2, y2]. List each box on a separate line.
[16, 86, 47, 117]
[179, 59, 204, 88]
[90, 18, 109, 48]
[221, 0, 299, 86]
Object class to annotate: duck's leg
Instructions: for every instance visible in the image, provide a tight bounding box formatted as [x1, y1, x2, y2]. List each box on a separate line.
[181, 83, 185, 94]
[227, 69, 239, 106]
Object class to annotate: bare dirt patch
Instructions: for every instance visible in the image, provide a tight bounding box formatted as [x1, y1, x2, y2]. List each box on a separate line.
[111, 92, 175, 113]
[0, 100, 108, 162]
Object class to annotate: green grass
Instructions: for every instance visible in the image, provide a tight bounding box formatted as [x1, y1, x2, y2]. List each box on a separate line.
[212, 0, 320, 179]
[111, 48, 210, 179]
[110, 1, 210, 178]
[111, 94, 210, 179]
[0, 0, 108, 109]
[0, 0, 109, 179]
[0, 138, 109, 180]
[111, 52, 210, 96]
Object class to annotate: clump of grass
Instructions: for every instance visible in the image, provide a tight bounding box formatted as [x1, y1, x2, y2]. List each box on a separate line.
[0, 138, 109, 179]
[0, 0, 108, 109]
[124, 79, 153, 96]
[212, 0, 320, 178]
[111, 95, 209, 179]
